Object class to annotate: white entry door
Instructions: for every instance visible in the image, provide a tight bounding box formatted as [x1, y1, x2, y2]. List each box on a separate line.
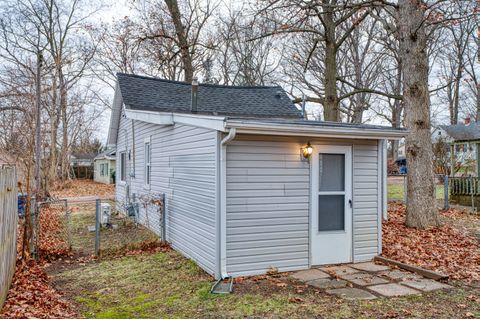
[310, 145, 353, 265]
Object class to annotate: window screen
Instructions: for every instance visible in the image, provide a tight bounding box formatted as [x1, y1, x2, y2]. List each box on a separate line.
[120, 152, 126, 181]
[318, 195, 345, 231]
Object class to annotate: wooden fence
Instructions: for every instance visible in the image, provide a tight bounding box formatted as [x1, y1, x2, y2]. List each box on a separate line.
[0, 166, 17, 308]
[450, 177, 480, 195]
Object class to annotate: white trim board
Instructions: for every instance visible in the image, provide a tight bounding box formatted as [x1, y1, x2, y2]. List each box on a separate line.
[123, 109, 407, 140]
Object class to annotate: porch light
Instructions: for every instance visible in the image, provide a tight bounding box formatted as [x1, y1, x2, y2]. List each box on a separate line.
[302, 142, 313, 160]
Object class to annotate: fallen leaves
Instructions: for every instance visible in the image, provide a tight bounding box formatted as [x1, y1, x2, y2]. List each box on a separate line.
[50, 179, 115, 198]
[383, 202, 480, 281]
[1, 206, 78, 318]
[0, 259, 79, 319]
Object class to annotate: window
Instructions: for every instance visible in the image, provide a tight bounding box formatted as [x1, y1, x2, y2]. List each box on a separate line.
[100, 163, 105, 176]
[144, 141, 151, 186]
[120, 152, 126, 181]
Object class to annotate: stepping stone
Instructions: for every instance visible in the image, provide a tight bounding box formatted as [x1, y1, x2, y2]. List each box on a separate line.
[340, 272, 389, 286]
[401, 279, 452, 292]
[319, 265, 360, 276]
[351, 262, 390, 272]
[326, 287, 377, 300]
[292, 269, 331, 282]
[379, 270, 422, 281]
[367, 283, 420, 297]
[309, 278, 348, 289]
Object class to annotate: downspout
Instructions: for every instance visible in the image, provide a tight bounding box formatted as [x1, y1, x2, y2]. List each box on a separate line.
[219, 127, 236, 279]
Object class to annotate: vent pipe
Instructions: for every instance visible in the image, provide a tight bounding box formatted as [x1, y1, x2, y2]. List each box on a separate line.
[191, 77, 198, 113]
[301, 93, 306, 119]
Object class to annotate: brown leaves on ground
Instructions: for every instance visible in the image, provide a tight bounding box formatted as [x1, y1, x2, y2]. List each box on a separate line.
[383, 202, 480, 281]
[1, 206, 78, 318]
[0, 260, 79, 319]
[50, 179, 114, 198]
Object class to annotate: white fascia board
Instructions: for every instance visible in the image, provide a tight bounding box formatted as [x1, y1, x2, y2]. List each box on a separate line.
[124, 109, 228, 131]
[226, 122, 406, 140]
[124, 109, 174, 125]
[172, 113, 227, 131]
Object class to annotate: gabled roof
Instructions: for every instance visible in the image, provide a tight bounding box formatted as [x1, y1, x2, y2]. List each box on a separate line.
[117, 73, 302, 119]
[439, 123, 480, 142]
[94, 148, 116, 161]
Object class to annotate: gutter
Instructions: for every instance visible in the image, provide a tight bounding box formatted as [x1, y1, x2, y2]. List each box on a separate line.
[225, 120, 407, 140]
[219, 128, 236, 279]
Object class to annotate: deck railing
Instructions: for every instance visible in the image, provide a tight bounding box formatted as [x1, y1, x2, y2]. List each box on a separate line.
[449, 177, 480, 196]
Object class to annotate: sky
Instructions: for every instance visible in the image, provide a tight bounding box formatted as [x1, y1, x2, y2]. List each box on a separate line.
[91, 0, 476, 143]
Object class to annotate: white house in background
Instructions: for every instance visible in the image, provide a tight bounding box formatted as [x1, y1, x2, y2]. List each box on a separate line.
[434, 118, 480, 175]
[93, 149, 116, 184]
[107, 73, 406, 279]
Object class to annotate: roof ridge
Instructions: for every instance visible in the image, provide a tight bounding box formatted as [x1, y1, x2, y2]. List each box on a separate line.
[116, 72, 283, 90]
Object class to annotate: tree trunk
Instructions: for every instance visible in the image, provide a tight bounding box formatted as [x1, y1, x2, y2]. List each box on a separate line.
[34, 51, 42, 197]
[59, 67, 69, 180]
[398, 0, 439, 228]
[164, 0, 194, 82]
[323, 8, 339, 122]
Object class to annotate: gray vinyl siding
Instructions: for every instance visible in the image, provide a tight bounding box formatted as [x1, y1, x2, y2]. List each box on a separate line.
[352, 143, 380, 262]
[226, 138, 310, 277]
[115, 107, 218, 276]
[225, 135, 380, 277]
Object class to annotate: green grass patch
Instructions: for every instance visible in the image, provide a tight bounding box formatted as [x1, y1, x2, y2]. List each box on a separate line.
[388, 183, 445, 200]
[52, 250, 480, 319]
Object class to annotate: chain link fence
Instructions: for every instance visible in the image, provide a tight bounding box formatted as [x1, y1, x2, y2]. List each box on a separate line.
[32, 197, 164, 258]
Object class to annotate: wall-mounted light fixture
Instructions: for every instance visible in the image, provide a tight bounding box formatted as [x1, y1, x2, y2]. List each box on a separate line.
[301, 142, 313, 161]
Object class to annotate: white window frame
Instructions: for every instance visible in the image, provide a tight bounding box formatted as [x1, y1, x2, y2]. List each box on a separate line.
[144, 137, 151, 187]
[120, 151, 127, 182]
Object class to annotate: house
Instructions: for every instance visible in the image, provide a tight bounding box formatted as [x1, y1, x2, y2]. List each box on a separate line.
[94, 149, 116, 184]
[435, 118, 480, 176]
[69, 153, 95, 179]
[107, 73, 405, 279]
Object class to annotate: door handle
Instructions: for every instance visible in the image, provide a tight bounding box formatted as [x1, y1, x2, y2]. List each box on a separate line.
[349, 199, 353, 208]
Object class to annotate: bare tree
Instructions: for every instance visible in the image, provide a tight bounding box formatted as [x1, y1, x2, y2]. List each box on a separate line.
[436, 0, 477, 124]
[213, 7, 280, 86]
[132, 0, 216, 81]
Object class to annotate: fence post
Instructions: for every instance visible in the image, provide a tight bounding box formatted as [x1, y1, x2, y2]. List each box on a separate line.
[95, 199, 100, 257]
[64, 199, 71, 250]
[443, 175, 449, 209]
[471, 176, 475, 212]
[30, 198, 37, 260]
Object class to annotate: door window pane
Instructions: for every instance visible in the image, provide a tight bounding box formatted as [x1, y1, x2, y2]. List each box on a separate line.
[319, 153, 345, 191]
[318, 195, 345, 231]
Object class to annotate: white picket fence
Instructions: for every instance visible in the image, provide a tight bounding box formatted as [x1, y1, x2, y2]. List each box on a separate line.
[0, 166, 17, 308]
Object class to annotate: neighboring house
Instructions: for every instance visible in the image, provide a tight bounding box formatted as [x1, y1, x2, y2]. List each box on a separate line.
[70, 153, 95, 179]
[435, 118, 480, 176]
[107, 73, 405, 279]
[94, 149, 116, 184]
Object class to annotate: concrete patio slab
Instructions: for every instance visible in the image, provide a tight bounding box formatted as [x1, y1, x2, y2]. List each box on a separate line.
[309, 278, 348, 289]
[318, 265, 360, 276]
[401, 279, 452, 292]
[367, 283, 420, 297]
[340, 272, 390, 286]
[291, 269, 331, 282]
[378, 269, 422, 281]
[351, 262, 390, 273]
[326, 287, 377, 300]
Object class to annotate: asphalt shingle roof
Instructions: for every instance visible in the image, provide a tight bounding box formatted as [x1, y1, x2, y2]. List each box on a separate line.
[117, 73, 302, 119]
[440, 123, 480, 142]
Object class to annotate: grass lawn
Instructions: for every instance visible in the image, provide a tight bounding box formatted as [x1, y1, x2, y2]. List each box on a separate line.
[388, 183, 445, 200]
[50, 250, 480, 319]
